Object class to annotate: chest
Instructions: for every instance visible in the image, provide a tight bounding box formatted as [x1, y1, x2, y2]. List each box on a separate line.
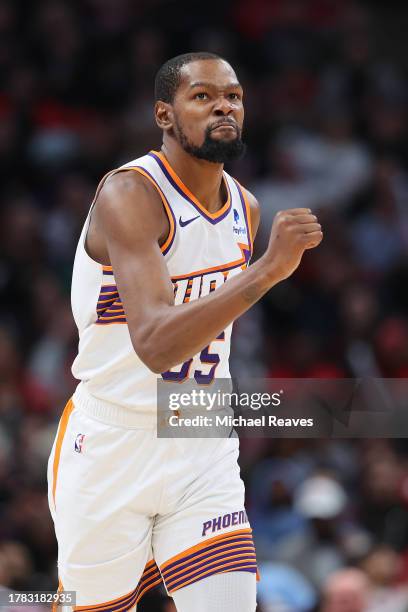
[166, 210, 251, 304]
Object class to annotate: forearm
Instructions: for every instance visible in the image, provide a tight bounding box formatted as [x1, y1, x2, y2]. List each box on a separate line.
[134, 257, 279, 372]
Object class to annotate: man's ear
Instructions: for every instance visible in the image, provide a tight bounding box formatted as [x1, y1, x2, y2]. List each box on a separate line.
[155, 101, 173, 132]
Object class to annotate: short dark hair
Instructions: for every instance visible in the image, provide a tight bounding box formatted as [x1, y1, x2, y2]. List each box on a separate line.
[154, 52, 224, 103]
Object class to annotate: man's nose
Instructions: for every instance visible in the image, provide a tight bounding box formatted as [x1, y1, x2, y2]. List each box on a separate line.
[213, 97, 234, 115]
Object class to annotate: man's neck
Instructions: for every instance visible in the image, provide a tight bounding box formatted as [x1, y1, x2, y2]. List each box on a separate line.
[160, 140, 226, 213]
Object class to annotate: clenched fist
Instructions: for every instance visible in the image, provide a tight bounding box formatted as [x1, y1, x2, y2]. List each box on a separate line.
[262, 208, 323, 282]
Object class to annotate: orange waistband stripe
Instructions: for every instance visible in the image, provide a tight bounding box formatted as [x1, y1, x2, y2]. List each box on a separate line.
[52, 398, 75, 508]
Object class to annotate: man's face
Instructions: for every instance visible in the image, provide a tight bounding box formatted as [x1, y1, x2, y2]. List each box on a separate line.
[170, 59, 245, 163]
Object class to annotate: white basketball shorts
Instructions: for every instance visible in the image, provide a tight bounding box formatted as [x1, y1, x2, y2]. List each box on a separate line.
[47, 387, 258, 610]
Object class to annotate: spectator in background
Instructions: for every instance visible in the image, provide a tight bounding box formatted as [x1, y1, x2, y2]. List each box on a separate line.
[320, 568, 370, 612]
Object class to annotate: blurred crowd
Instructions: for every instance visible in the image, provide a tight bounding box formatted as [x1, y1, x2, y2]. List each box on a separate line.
[0, 0, 408, 610]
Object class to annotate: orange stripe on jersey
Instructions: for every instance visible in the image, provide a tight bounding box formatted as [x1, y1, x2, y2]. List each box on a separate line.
[135, 576, 163, 604]
[52, 398, 74, 507]
[152, 150, 231, 220]
[120, 166, 176, 256]
[94, 320, 127, 326]
[163, 547, 256, 584]
[97, 298, 118, 306]
[160, 529, 257, 593]
[161, 536, 254, 575]
[234, 180, 254, 253]
[97, 291, 118, 297]
[52, 578, 64, 612]
[160, 528, 253, 570]
[96, 163, 176, 274]
[73, 560, 161, 611]
[96, 314, 126, 321]
[170, 252, 250, 281]
[74, 570, 159, 611]
[182, 279, 193, 303]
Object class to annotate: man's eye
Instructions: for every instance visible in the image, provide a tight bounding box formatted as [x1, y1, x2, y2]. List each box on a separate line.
[229, 93, 241, 100]
[195, 92, 208, 100]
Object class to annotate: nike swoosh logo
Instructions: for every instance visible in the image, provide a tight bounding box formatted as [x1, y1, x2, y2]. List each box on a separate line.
[179, 215, 200, 227]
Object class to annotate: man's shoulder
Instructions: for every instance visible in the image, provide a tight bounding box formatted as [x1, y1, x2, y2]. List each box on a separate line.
[95, 157, 165, 219]
[116, 151, 153, 171]
[102, 151, 160, 197]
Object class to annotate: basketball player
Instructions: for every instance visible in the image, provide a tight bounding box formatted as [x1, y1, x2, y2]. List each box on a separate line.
[47, 52, 322, 612]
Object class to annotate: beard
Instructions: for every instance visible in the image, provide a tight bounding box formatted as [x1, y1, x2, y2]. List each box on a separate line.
[175, 119, 246, 163]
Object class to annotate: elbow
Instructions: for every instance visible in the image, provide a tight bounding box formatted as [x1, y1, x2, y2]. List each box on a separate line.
[146, 356, 168, 375]
[130, 334, 171, 374]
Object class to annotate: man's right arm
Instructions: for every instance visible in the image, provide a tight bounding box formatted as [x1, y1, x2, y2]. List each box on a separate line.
[94, 171, 322, 373]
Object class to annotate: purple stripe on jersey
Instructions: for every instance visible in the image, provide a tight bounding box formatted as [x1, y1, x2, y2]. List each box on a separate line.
[97, 296, 118, 304]
[162, 545, 255, 582]
[93, 569, 161, 612]
[232, 179, 253, 257]
[99, 285, 118, 293]
[161, 535, 254, 575]
[161, 536, 254, 575]
[95, 317, 127, 325]
[81, 584, 138, 612]
[102, 270, 114, 276]
[98, 294, 117, 300]
[98, 311, 126, 319]
[167, 558, 257, 588]
[170, 257, 248, 282]
[169, 565, 257, 592]
[97, 305, 117, 313]
[166, 560, 257, 591]
[134, 164, 176, 256]
[163, 549, 256, 583]
[148, 152, 232, 225]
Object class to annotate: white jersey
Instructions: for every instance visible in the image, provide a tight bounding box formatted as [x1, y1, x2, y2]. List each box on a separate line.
[70, 150, 253, 417]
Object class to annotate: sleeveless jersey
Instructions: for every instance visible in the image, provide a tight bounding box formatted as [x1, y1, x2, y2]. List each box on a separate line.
[70, 150, 253, 416]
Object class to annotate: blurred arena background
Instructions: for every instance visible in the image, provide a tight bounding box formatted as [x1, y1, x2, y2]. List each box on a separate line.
[0, 0, 408, 610]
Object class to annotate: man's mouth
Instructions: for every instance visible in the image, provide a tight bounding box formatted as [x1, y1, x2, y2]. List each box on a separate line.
[210, 122, 238, 133]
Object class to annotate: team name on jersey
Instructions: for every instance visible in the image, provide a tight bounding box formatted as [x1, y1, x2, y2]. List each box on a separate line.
[202, 510, 249, 536]
[173, 268, 240, 304]
[172, 246, 250, 304]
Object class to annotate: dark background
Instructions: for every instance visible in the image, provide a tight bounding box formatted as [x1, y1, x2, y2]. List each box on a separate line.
[0, 1, 407, 610]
